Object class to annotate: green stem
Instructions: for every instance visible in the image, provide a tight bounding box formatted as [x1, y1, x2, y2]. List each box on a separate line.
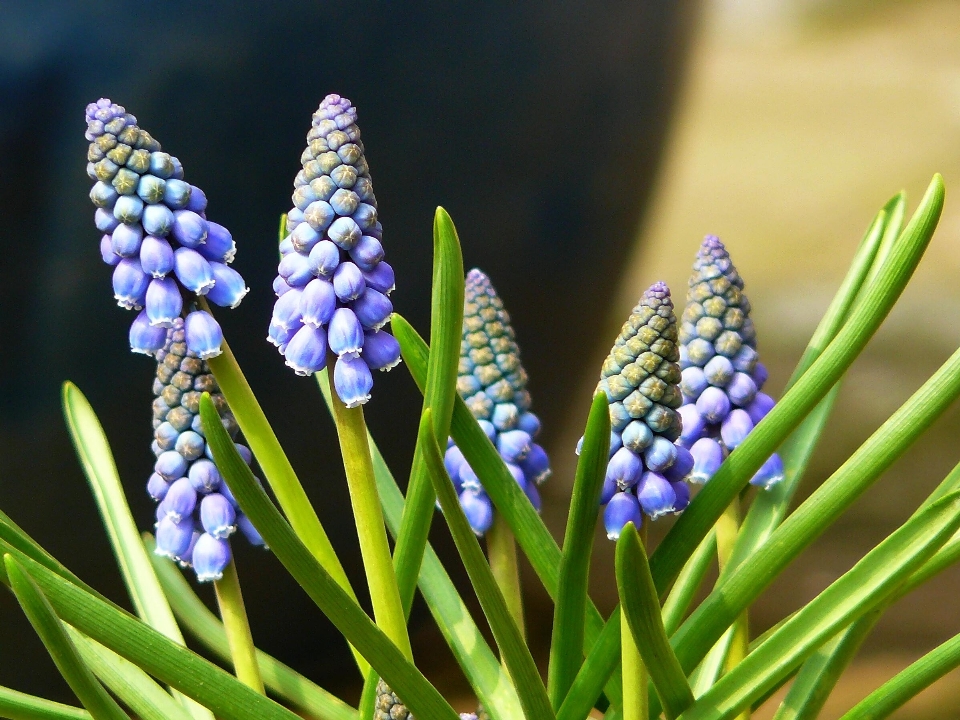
[327, 371, 413, 661]
[213, 558, 264, 694]
[622, 525, 648, 720]
[715, 498, 750, 719]
[487, 514, 525, 638]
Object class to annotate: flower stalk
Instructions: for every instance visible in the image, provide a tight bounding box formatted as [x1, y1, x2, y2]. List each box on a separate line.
[213, 558, 264, 693]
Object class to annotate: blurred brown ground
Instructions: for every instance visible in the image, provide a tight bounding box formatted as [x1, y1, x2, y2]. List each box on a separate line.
[541, 0, 960, 717]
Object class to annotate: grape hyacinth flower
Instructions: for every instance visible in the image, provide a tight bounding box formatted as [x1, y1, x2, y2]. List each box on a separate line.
[677, 235, 783, 489]
[269, 94, 399, 407]
[374, 680, 479, 720]
[443, 270, 550, 536]
[151, 319, 265, 581]
[591, 282, 692, 540]
[84, 98, 247, 359]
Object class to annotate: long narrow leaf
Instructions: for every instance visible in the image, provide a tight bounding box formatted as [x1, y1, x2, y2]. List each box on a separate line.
[146, 535, 358, 720]
[67, 628, 193, 720]
[200, 394, 460, 720]
[418, 409, 556, 720]
[0, 547, 301, 720]
[557, 610, 622, 720]
[548, 392, 610, 709]
[5, 556, 130, 720]
[61, 382, 213, 720]
[616, 524, 693, 719]
[679, 492, 960, 720]
[0, 686, 89, 720]
[392, 312, 623, 710]
[661, 530, 716, 638]
[671, 342, 960, 676]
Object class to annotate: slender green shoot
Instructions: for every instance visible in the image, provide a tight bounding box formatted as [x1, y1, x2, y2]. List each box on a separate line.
[213, 558, 265, 693]
[0, 685, 89, 720]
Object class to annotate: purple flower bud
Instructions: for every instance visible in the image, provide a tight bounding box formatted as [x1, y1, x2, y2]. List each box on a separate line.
[172, 210, 208, 248]
[361, 329, 401, 371]
[332, 261, 365, 302]
[459, 462, 480, 492]
[95, 208, 120, 234]
[164, 179, 192, 209]
[520, 443, 551, 485]
[100, 235, 121, 265]
[444, 445, 466, 483]
[704, 355, 735, 387]
[206, 262, 249, 309]
[154, 450, 188, 482]
[726, 372, 757, 407]
[497, 430, 532, 463]
[198, 222, 236, 264]
[352, 288, 393, 330]
[113, 195, 144, 224]
[129, 309, 168, 355]
[113, 259, 150, 309]
[267, 319, 297, 350]
[518, 412, 541, 438]
[525, 480, 542, 512]
[155, 516, 195, 559]
[690, 437, 723, 484]
[300, 278, 337, 328]
[328, 307, 364, 356]
[186, 186, 208, 214]
[352, 203, 378, 230]
[140, 236, 175, 278]
[619, 420, 651, 453]
[680, 366, 709, 401]
[145, 277, 182, 327]
[606, 447, 642, 490]
[192, 533, 231, 582]
[750, 453, 784, 489]
[600, 475, 618, 505]
[143, 204, 175, 236]
[273, 276, 292, 297]
[664, 444, 694, 482]
[610, 431, 623, 456]
[308, 239, 341, 277]
[277, 250, 314, 288]
[188, 458, 222, 493]
[200, 493, 236, 539]
[147, 473, 170, 501]
[91, 181, 118, 208]
[696, 385, 731, 424]
[173, 248, 215, 295]
[637, 471, 677, 519]
[111, 223, 144, 258]
[752, 362, 769, 390]
[362, 261, 395, 295]
[184, 310, 223, 359]
[604, 493, 642, 540]
[459, 489, 493, 536]
[272, 288, 304, 330]
[328, 216, 361, 249]
[671, 480, 691, 512]
[720, 408, 754, 450]
[334, 354, 373, 408]
[292, 222, 322, 254]
[161, 477, 197, 521]
[284, 325, 328, 376]
[349, 235, 384, 271]
[746, 392, 775, 424]
[237, 514, 266, 547]
[643, 436, 678, 473]
[732, 345, 758, 373]
[235, 443, 253, 465]
[677, 404, 705, 447]
[505, 462, 528, 493]
[174, 430, 205, 461]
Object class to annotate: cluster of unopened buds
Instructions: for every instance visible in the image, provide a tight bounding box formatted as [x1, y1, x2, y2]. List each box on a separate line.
[85, 98, 247, 360]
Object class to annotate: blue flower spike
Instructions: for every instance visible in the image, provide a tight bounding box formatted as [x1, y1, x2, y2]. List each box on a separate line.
[677, 235, 783, 488]
[444, 269, 550, 536]
[592, 281, 691, 540]
[269, 94, 400, 406]
[85, 98, 247, 359]
[150, 318, 266, 581]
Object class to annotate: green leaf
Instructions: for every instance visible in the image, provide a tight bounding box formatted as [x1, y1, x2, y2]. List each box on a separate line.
[557, 609, 621, 720]
[670, 340, 960, 677]
[417, 408, 555, 720]
[0, 547, 301, 720]
[661, 530, 716, 638]
[616, 524, 693, 719]
[679, 491, 960, 720]
[392, 205, 465, 620]
[199, 394, 460, 720]
[66, 628, 194, 720]
[61, 382, 213, 720]
[5, 555, 130, 720]
[391, 312, 623, 711]
[201, 322, 367, 675]
[146, 534, 358, 720]
[548, 392, 610, 709]
[839, 630, 960, 719]
[0, 686, 89, 720]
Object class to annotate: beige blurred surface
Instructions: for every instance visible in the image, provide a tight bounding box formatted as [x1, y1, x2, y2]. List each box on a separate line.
[545, 1, 960, 717]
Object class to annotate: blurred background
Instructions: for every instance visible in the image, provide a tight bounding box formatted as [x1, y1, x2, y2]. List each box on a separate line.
[1, 1, 960, 718]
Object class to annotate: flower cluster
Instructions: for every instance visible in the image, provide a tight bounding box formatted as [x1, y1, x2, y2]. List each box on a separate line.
[593, 282, 692, 540]
[677, 235, 783, 488]
[150, 319, 265, 582]
[85, 98, 247, 359]
[269, 94, 400, 407]
[375, 680, 480, 720]
[443, 270, 550, 536]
